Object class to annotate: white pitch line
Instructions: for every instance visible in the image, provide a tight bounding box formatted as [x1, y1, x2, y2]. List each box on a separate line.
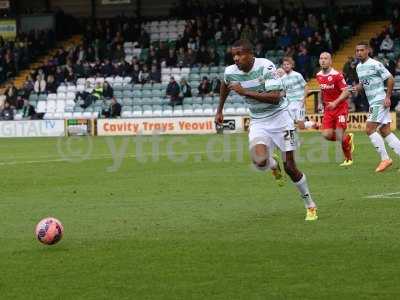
[0, 149, 240, 166]
[364, 192, 400, 199]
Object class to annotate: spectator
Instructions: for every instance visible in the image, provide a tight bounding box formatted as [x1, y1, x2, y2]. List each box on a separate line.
[295, 45, 311, 80]
[0, 101, 14, 120]
[138, 65, 150, 83]
[198, 76, 211, 96]
[224, 47, 234, 66]
[22, 75, 34, 98]
[166, 48, 178, 67]
[211, 76, 221, 95]
[186, 48, 197, 67]
[166, 76, 181, 106]
[55, 66, 66, 85]
[380, 34, 394, 54]
[103, 97, 121, 118]
[254, 43, 265, 58]
[4, 83, 18, 107]
[343, 56, 358, 84]
[208, 47, 220, 66]
[21, 99, 36, 119]
[179, 78, 192, 99]
[92, 82, 103, 101]
[113, 44, 125, 61]
[395, 58, 400, 76]
[197, 45, 210, 65]
[46, 75, 57, 93]
[149, 65, 161, 83]
[103, 81, 114, 98]
[176, 47, 187, 67]
[131, 64, 140, 83]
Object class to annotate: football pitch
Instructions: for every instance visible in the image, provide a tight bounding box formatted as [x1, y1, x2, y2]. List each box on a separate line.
[1, 132, 400, 299]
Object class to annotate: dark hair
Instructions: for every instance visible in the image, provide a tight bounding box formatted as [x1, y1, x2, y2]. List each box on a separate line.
[357, 41, 369, 48]
[232, 39, 254, 53]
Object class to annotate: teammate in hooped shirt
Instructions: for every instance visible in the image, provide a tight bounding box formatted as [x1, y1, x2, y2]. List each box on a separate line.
[316, 52, 354, 167]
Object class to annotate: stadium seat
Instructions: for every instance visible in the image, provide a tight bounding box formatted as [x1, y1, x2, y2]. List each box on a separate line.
[132, 90, 143, 98]
[203, 104, 213, 116]
[142, 105, 153, 116]
[183, 104, 194, 116]
[152, 105, 163, 116]
[29, 94, 39, 102]
[152, 89, 163, 97]
[172, 106, 183, 116]
[132, 106, 142, 117]
[193, 97, 203, 104]
[142, 90, 153, 97]
[123, 90, 133, 98]
[57, 85, 67, 93]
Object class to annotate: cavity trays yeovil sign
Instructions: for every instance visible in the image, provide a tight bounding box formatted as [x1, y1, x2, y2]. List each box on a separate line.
[97, 118, 215, 136]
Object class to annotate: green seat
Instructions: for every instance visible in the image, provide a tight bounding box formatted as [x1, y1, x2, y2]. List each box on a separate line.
[132, 90, 143, 98]
[29, 93, 39, 102]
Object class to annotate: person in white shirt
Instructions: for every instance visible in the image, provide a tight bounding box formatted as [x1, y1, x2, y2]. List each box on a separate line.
[380, 34, 394, 54]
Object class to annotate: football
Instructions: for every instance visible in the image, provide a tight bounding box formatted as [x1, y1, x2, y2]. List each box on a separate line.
[35, 217, 64, 245]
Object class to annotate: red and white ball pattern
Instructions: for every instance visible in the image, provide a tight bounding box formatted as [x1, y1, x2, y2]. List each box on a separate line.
[35, 217, 64, 245]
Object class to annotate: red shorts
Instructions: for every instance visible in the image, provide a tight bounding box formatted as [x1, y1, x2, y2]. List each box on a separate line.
[322, 107, 348, 130]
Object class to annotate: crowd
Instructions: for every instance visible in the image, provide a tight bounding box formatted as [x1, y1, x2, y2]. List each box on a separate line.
[0, 1, 383, 119]
[341, 6, 400, 112]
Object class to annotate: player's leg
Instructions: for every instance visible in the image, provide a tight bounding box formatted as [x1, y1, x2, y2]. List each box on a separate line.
[335, 113, 354, 166]
[366, 122, 392, 172]
[283, 150, 318, 221]
[248, 123, 283, 185]
[272, 127, 317, 220]
[378, 112, 400, 158]
[321, 111, 336, 141]
[366, 106, 392, 172]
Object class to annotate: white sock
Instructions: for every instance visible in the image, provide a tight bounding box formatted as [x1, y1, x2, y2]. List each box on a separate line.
[294, 174, 316, 208]
[385, 133, 400, 157]
[304, 121, 315, 129]
[369, 132, 390, 160]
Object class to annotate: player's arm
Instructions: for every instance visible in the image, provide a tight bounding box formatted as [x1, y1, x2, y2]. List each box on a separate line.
[326, 74, 350, 110]
[384, 75, 394, 108]
[327, 88, 350, 110]
[215, 80, 229, 124]
[228, 83, 282, 104]
[377, 62, 394, 107]
[317, 91, 323, 112]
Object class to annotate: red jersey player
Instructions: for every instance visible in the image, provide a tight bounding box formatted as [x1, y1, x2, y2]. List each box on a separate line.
[316, 52, 354, 166]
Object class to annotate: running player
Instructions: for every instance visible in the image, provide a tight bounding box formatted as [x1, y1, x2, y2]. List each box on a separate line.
[279, 57, 317, 130]
[316, 52, 354, 167]
[355, 41, 400, 172]
[215, 39, 318, 221]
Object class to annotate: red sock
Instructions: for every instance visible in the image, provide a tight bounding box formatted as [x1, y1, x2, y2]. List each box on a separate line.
[342, 134, 352, 160]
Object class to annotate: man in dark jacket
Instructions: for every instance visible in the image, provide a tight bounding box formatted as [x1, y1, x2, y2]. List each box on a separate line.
[0, 101, 14, 120]
[22, 99, 36, 119]
[166, 76, 181, 106]
[103, 97, 121, 118]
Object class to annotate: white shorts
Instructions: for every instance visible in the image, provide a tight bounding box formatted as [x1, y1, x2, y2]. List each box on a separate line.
[249, 110, 297, 152]
[367, 105, 391, 124]
[287, 101, 305, 122]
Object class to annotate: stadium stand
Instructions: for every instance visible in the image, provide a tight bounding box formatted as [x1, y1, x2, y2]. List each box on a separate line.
[2, 1, 399, 120]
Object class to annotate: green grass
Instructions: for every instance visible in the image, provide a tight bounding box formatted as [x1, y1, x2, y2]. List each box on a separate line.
[1, 132, 400, 299]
